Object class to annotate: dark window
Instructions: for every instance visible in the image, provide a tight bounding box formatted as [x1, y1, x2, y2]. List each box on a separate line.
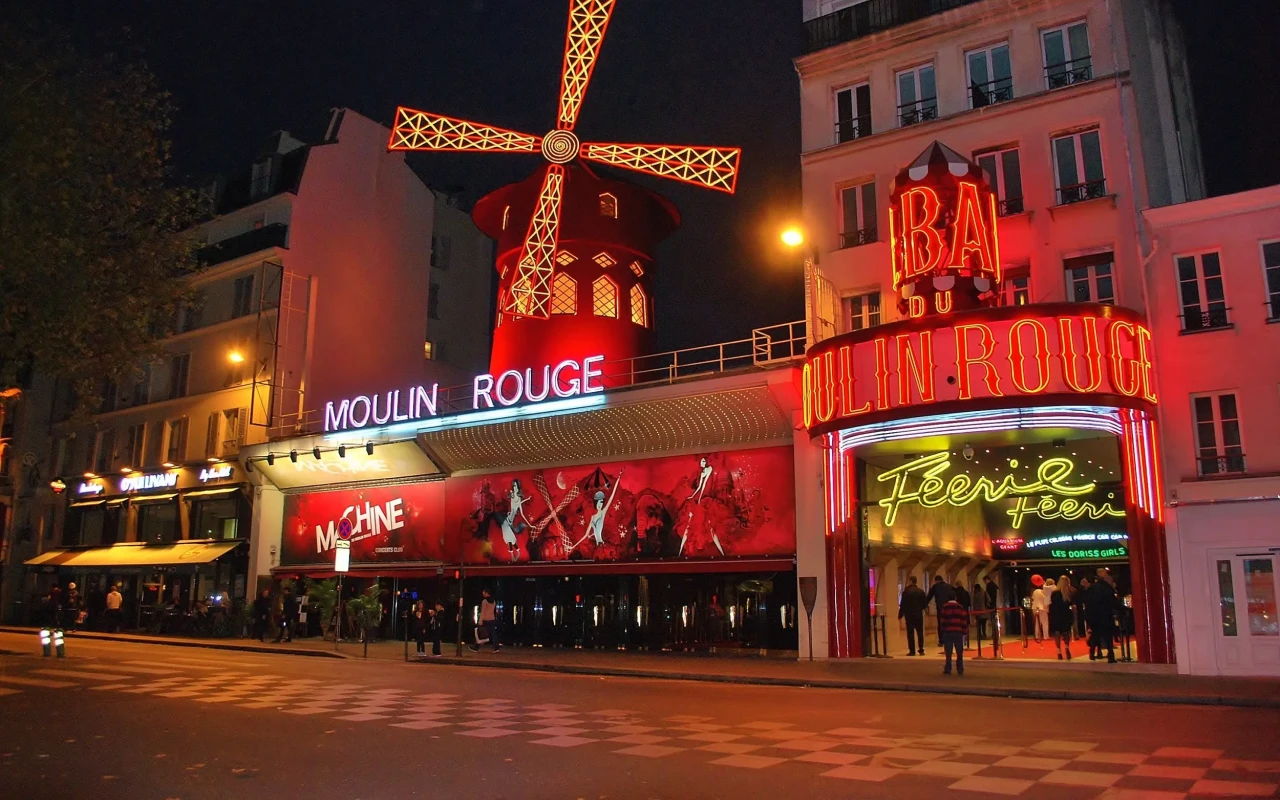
[1193, 393, 1245, 476]
[169, 354, 190, 399]
[839, 181, 877, 248]
[976, 147, 1023, 215]
[232, 275, 255, 318]
[1262, 241, 1280, 319]
[843, 292, 881, 331]
[138, 500, 180, 543]
[429, 283, 441, 320]
[1176, 252, 1229, 331]
[191, 495, 246, 540]
[1064, 253, 1114, 303]
[835, 83, 872, 143]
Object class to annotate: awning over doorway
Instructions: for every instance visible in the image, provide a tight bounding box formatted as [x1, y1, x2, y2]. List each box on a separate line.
[25, 540, 241, 569]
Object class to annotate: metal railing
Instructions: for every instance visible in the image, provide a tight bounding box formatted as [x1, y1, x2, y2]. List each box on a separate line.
[898, 99, 939, 127]
[802, 0, 986, 54]
[1180, 306, 1231, 332]
[839, 228, 878, 249]
[997, 197, 1025, 216]
[1056, 179, 1108, 206]
[1198, 453, 1246, 477]
[970, 79, 1014, 108]
[1045, 58, 1093, 90]
[835, 117, 872, 144]
[197, 223, 289, 267]
[273, 321, 808, 439]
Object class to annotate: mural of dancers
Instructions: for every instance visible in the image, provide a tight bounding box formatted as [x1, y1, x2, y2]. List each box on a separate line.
[500, 479, 531, 561]
[569, 470, 623, 553]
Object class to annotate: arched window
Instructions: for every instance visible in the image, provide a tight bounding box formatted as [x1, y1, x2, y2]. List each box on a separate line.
[551, 272, 578, 315]
[501, 205, 510, 230]
[630, 284, 647, 327]
[592, 276, 618, 318]
[599, 193, 618, 218]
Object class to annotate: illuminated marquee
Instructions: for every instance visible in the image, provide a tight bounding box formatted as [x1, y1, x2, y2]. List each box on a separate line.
[120, 472, 178, 492]
[802, 304, 1157, 436]
[876, 451, 1127, 528]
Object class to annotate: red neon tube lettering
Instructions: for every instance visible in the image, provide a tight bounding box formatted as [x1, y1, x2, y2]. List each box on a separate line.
[838, 344, 871, 417]
[1008, 318, 1051, 394]
[874, 336, 892, 410]
[955, 323, 1004, 400]
[801, 362, 814, 429]
[898, 187, 945, 286]
[1058, 316, 1105, 393]
[948, 181, 994, 275]
[812, 350, 838, 423]
[896, 331, 936, 405]
[1108, 320, 1142, 397]
[1136, 324, 1157, 404]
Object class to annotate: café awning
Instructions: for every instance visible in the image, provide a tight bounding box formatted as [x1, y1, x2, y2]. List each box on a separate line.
[25, 540, 241, 569]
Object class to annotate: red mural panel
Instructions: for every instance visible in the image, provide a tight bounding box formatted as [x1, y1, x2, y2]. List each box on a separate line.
[280, 482, 447, 566]
[446, 446, 796, 565]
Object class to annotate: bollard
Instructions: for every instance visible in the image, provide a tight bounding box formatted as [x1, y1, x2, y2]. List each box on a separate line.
[39, 628, 52, 657]
[53, 629, 66, 658]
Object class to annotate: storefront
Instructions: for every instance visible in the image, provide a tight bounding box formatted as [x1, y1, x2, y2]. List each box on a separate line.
[797, 143, 1173, 663]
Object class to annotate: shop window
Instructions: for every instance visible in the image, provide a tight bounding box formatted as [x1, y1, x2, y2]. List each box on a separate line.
[1264, 241, 1280, 320]
[137, 500, 180, 543]
[1176, 252, 1229, 331]
[1064, 253, 1114, 303]
[599, 193, 617, 218]
[552, 272, 578, 315]
[592, 277, 618, 318]
[1000, 268, 1031, 306]
[192, 495, 244, 540]
[1243, 559, 1279, 636]
[1216, 560, 1238, 636]
[630, 284, 648, 327]
[1192, 392, 1245, 476]
[976, 146, 1023, 215]
[842, 291, 880, 332]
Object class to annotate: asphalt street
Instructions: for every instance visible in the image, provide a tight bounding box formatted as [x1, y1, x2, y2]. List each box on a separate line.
[0, 632, 1277, 800]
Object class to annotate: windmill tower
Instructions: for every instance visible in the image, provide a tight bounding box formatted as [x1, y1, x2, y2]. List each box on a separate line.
[389, 0, 741, 378]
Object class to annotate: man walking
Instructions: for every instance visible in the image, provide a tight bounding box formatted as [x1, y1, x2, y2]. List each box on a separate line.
[898, 577, 928, 656]
[105, 584, 123, 633]
[431, 603, 445, 657]
[470, 588, 499, 652]
[1090, 569, 1118, 663]
[275, 589, 298, 643]
[924, 575, 955, 650]
[939, 596, 969, 676]
[252, 589, 271, 642]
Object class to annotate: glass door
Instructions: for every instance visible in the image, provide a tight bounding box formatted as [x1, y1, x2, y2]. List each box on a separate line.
[1210, 551, 1280, 675]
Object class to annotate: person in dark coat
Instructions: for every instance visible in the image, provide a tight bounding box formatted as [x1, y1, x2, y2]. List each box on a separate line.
[983, 576, 1001, 649]
[1075, 577, 1091, 639]
[252, 589, 271, 642]
[275, 589, 298, 643]
[952, 581, 973, 647]
[898, 577, 928, 656]
[1049, 576, 1074, 660]
[938, 598, 969, 675]
[1089, 569, 1118, 663]
[411, 601, 427, 656]
[430, 603, 444, 657]
[924, 576, 955, 648]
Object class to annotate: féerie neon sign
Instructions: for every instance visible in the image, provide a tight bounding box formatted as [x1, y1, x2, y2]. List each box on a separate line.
[876, 451, 1126, 528]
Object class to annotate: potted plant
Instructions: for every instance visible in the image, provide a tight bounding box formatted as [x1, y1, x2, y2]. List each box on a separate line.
[345, 584, 384, 658]
[304, 578, 338, 641]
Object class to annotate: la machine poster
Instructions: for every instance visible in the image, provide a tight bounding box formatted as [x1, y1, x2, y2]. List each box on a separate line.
[279, 446, 796, 567]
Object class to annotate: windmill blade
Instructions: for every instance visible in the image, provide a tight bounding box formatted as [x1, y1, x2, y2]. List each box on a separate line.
[582, 142, 741, 193]
[389, 107, 539, 153]
[556, 0, 617, 130]
[505, 165, 566, 319]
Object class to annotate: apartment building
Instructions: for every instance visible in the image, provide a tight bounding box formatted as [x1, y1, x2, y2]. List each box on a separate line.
[1, 108, 492, 625]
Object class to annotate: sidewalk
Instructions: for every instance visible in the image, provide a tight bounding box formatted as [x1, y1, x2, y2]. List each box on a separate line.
[5, 625, 1277, 708]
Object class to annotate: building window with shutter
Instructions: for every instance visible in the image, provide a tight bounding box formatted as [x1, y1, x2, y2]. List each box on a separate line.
[165, 418, 188, 465]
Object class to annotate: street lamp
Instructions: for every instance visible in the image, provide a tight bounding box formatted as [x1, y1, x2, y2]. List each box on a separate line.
[227, 350, 245, 364]
[780, 227, 805, 248]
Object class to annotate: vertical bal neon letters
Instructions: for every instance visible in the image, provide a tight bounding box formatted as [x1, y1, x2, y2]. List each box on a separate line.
[1107, 320, 1142, 397]
[948, 182, 996, 276]
[874, 336, 892, 410]
[954, 323, 1004, 400]
[896, 331, 936, 405]
[1008, 318, 1051, 394]
[838, 345, 871, 417]
[1058, 316, 1105, 393]
[811, 349, 837, 423]
[898, 187, 946, 287]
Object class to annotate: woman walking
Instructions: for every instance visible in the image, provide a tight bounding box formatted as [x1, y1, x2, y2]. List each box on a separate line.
[1049, 575, 1075, 660]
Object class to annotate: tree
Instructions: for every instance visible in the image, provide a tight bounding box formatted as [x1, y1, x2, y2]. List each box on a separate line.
[0, 17, 198, 412]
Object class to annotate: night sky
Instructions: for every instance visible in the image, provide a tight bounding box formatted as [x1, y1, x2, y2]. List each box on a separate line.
[56, 0, 1276, 353]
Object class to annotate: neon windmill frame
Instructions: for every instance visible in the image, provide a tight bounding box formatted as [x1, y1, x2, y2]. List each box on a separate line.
[389, 0, 742, 320]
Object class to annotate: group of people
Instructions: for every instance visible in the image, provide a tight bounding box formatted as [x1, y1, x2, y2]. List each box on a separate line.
[38, 582, 124, 632]
[899, 568, 1125, 675]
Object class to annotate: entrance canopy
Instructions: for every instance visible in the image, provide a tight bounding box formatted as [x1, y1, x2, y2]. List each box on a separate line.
[25, 540, 241, 569]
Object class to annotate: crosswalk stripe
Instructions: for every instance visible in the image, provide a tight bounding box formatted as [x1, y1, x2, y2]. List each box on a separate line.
[0, 687, 21, 696]
[0, 675, 78, 688]
[74, 663, 181, 675]
[32, 668, 137, 681]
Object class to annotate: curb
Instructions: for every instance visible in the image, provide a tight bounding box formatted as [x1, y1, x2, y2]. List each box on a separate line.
[407, 655, 1280, 709]
[0, 626, 346, 659]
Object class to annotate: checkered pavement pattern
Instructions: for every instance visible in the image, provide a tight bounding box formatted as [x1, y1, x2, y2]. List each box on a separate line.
[4, 660, 1278, 797]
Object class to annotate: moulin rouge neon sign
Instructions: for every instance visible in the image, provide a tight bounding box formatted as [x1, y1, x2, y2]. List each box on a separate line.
[324, 354, 605, 433]
[876, 451, 1126, 528]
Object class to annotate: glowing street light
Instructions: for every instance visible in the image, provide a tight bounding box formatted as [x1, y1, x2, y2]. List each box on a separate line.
[780, 228, 805, 248]
[227, 350, 246, 364]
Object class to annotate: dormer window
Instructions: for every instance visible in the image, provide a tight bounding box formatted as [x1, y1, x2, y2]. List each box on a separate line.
[249, 158, 272, 199]
[599, 193, 618, 218]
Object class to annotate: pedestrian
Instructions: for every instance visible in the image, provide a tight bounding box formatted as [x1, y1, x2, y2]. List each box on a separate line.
[275, 589, 298, 643]
[253, 589, 271, 642]
[1049, 574, 1074, 660]
[984, 575, 1000, 649]
[1090, 569, 1119, 663]
[897, 576, 928, 656]
[105, 584, 123, 633]
[1031, 579, 1049, 643]
[1075, 576, 1091, 640]
[412, 601, 427, 656]
[952, 580, 972, 647]
[924, 575, 955, 649]
[431, 603, 444, 657]
[938, 596, 969, 676]
[971, 582, 987, 641]
[469, 588, 499, 652]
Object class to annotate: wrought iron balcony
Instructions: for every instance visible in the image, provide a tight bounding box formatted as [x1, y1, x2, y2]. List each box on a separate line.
[197, 223, 289, 267]
[898, 99, 939, 127]
[970, 79, 1014, 108]
[835, 117, 873, 144]
[1045, 58, 1094, 90]
[1181, 306, 1231, 332]
[839, 227, 878, 249]
[1056, 179, 1107, 206]
[997, 197, 1025, 216]
[802, 0, 987, 54]
[1198, 453, 1246, 477]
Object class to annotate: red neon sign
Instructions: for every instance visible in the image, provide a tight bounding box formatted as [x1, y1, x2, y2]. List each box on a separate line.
[801, 304, 1158, 436]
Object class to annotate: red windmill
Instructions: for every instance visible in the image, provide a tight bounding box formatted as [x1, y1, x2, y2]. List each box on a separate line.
[389, 0, 741, 377]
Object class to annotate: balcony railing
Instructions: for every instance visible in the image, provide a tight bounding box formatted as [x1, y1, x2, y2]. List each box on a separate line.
[1181, 306, 1231, 332]
[802, 0, 987, 54]
[997, 197, 1025, 216]
[1268, 298, 1280, 321]
[1045, 58, 1094, 90]
[898, 99, 939, 127]
[1056, 179, 1108, 206]
[198, 223, 289, 267]
[839, 228, 878, 249]
[1198, 453, 1246, 478]
[970, 79, 1014, 108]
[835, 117, 873, 144]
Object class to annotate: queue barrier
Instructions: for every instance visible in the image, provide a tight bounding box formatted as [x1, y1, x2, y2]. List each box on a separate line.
[868, 615, 890, 658]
